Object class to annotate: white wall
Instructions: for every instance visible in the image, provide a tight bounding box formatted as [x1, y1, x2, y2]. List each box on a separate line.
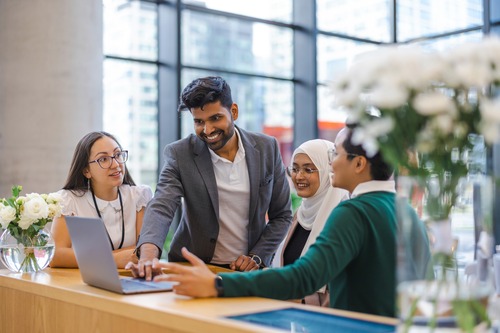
[0, 0, 103, 197]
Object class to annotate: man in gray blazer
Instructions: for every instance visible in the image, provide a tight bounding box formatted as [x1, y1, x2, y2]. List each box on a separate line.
[130, 76, 292, 276]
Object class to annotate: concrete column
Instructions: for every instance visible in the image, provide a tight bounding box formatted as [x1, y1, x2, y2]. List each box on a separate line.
[0, 0, 103, 197]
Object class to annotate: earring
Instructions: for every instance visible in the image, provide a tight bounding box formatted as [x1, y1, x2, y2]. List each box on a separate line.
[87, 178, 91, 191]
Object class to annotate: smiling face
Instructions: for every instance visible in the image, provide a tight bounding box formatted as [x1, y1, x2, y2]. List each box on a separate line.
[191, 101, 238, 155]
[84, 136, 125, 193]
[291, 153, 320, 199]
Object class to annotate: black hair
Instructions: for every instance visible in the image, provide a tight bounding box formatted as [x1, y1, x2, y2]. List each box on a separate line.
[63, 131, 136, 194]
[342, 122, 394, 181]
[178, 76, 233, 112]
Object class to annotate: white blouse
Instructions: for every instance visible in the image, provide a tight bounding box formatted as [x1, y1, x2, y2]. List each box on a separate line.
[58, 184, 153, 249]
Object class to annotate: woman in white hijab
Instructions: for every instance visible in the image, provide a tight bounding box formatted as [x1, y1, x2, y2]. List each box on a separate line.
[273, 139, 348, 306]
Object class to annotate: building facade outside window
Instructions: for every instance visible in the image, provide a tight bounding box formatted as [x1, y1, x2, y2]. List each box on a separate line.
[104, 0, 493, 185]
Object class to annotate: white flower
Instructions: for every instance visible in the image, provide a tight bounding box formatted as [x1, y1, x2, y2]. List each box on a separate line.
[430, 114, 454, 135]
[47, 203, 62, 219]
[352, 127, 380, 157]
[22, 196, 49, 221]
[351, 116, 394, 157]
[479, 97, 500, 122]
[1, 186, 63, 242]
[46, 192, 62, 205]
[26, 192, 42, 200]
[415, 125, 437, 154]
[331, 74, 363, 107]
[480, 122, 500, 144]
[369, 117, 395, 138]
[442, 44, 492, 87]
[412, 92, 456, 116]
[17, 215, 36, 230]
[478, 97, 500, 143]
[369, 81, 409, 109]
[453, 122, 469, 139]
[0, 205, 16, 229]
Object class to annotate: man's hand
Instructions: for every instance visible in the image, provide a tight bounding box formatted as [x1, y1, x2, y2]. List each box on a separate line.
[153, 247, 218, 298]
[230, 254, 259, 271]
[125, 243, 161, 281]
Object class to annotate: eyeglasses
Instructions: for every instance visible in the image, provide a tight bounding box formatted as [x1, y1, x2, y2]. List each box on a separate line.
[286, 166, 320, 178]
[327, 147, 360, 165]
[89, 151, 129, 169]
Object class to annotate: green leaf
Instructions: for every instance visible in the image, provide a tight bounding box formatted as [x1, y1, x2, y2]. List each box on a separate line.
[11, 185, 22, 198]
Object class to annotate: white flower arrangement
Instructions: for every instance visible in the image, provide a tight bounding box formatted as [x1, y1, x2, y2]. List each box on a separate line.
[332, 36, 500, 161]
[331, 38, 500, 331]
[331, 37, 500, 220]
[0, 186, 62, 244]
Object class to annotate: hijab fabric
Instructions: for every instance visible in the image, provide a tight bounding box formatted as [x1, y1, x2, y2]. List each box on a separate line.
[294, 139, 348, 256]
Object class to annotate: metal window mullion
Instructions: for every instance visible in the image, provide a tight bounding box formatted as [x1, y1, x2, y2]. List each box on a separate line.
[158, 0, 181, 169]
[293, 0, 317, 149]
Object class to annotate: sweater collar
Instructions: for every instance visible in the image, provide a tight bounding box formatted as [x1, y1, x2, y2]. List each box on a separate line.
[350, 180, 396, 199]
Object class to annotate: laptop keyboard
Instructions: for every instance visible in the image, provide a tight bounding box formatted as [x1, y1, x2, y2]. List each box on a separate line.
[121, 278, 161, 291]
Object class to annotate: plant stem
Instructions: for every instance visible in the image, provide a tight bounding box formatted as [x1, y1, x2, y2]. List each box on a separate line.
[19, 248, 41, 272]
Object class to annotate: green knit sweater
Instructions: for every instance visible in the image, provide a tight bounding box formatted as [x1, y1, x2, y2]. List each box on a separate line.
[220, 191, 398, 317]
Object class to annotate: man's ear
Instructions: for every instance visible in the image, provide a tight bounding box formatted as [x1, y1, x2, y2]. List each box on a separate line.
[231, 103, 239, 121]
[354, 156, 369, 174]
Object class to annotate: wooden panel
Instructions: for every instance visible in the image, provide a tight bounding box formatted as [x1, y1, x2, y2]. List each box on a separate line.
[0, 287, 182, 333]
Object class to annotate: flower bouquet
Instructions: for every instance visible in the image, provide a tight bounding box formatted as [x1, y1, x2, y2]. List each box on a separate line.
[0, 185, 62, 272]
[331, 37, 500, 332]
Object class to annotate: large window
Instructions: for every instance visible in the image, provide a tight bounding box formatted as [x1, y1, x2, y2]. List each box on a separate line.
[103, 0, 159, 188]
[103, 0, 499, 180]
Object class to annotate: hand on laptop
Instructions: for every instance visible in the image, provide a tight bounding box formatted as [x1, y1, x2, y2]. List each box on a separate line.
[153, 247, 218, 298]
[125, 244, 162, 281]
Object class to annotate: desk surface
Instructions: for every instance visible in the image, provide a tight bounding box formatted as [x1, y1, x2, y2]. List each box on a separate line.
[0, 267, 397, 333]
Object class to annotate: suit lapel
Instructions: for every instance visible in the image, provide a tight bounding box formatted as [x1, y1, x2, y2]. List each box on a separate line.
[192, 136, 219, 220]
[240, 128, 260, 224]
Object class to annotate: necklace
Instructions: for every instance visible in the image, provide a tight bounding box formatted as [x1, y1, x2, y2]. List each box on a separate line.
[91, 188, 125, 250]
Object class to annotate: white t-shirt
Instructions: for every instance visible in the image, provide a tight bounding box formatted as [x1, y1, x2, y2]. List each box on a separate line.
[58, 184, 153, 249]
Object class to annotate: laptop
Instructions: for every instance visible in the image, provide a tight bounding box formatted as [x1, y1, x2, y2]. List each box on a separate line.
[65, 216, 174, 294]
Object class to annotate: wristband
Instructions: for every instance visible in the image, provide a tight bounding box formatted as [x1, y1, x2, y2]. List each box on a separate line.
[214, 275, 224, 297]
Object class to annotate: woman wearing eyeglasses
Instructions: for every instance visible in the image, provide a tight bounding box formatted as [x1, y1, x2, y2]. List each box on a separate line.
[50, 131, 153, 268]
[274, 139, 348, 306]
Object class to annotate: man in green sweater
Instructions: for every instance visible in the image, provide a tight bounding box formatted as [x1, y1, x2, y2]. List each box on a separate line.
[133, 124, 429, 318]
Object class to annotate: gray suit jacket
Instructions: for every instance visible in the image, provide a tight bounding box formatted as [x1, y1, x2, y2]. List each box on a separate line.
[137, 127, 292, 266]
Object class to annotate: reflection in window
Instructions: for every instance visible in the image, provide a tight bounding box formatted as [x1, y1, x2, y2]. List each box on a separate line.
[397, 0, 482, 42]
[317, 0, 392, 42]
[103, 0, 158, 61]
[182, 0, 293, 23]
[182, 10, 293, 79]
[317, 37, 377, 142]
[317, 36, 377, 84]
[103, 59, 158, 189]
[180, 69, 294, 165]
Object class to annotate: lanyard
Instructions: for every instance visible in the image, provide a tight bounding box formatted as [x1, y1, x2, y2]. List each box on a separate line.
[91, 188, 125, 250]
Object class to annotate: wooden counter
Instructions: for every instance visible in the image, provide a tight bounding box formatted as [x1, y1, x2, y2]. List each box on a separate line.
[0, 268, 397, 333]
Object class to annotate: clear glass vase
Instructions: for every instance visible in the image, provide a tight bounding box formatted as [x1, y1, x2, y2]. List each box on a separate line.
[0, 228, 55, 273]
[396, 175, 495, 332]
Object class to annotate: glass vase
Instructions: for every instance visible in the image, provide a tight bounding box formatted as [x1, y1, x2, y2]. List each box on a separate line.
[0, 228, 55, 273]
[396, 175, 495, 333]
